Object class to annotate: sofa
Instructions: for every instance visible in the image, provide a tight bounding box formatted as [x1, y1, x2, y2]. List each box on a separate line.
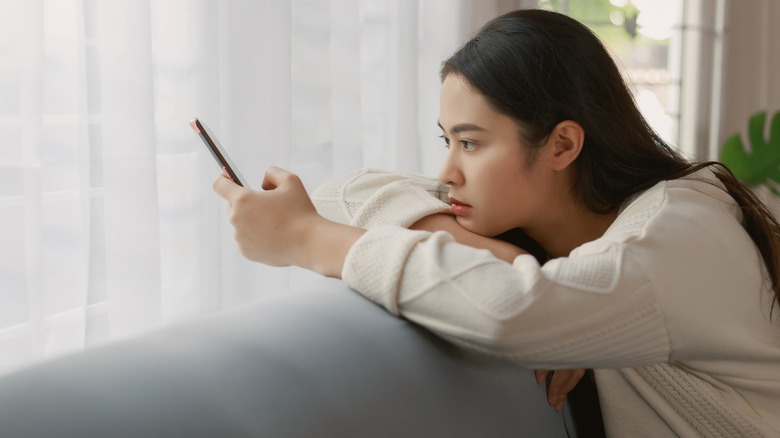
[0, 277, 571, 437]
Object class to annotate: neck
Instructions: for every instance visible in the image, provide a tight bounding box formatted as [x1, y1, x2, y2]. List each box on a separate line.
[528, 205, 618, 259]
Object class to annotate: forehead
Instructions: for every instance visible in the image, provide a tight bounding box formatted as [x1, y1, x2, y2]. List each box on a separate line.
[439, 74, 512, 132]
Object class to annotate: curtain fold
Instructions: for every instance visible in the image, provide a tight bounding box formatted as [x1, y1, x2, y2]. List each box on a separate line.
[98, 0, 162, 339]
[0, 0, 509, 376]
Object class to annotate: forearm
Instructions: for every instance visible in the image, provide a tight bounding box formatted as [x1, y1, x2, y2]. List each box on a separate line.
[299, 219, 365, 279]
[311, 169, 451, 229]
[301, 213, 526, 279]
[410, 214, 528, 263]
[342, 226, 670, 369]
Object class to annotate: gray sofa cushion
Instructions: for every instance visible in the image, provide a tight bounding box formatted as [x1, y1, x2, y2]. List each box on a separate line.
[0, 277, 569, 437]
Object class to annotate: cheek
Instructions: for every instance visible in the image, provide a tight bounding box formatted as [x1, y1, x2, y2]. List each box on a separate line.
[488, 166, 532, 202]
[475, 170, 531, 225]
[494, 173, 541, 226]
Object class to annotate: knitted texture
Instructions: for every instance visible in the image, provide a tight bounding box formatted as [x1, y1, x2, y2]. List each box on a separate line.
[550, 244, 621, 291]
[607, 184, 666, 244]
[342, 226, 433, 316]
[637, 363, 763, 437]
[312, 168, 451, 229]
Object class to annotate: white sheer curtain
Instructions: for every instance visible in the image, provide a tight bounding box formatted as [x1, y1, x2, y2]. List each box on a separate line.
[0, 0, 516, 376]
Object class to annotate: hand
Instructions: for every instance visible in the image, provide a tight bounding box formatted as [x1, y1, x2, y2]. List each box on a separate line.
[213, 166, 364, 276]
[410, 214, 528, 263]
[535, 368, 587, 412]
[212, 166, 321, 266]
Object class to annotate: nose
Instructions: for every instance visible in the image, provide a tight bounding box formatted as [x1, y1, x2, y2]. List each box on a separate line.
[438, 148, 464, 186]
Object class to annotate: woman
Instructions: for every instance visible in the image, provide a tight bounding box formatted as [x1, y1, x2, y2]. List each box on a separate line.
[213, 9, 780, 437]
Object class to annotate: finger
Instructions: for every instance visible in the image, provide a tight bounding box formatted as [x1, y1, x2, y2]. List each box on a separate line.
[220, 166, 230, 181]
[548, 369, 585, 396]
[213, 173, 244, 201]
[548, 369, 586, 411]
[548, 372, 568, 411]
[260, 166, 293, 191]
[261, 166, 289, 190]
[559, 368, 586, 394]
[535, 370, 548, 384]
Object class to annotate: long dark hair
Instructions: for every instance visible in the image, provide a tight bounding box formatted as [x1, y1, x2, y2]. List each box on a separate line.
[441, 9, 780, 313]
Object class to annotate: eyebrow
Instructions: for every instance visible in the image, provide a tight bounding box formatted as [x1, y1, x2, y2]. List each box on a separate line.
[437, 120, 487, 135]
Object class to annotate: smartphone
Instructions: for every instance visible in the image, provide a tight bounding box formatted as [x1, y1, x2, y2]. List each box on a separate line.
[190, 118, 248, 187]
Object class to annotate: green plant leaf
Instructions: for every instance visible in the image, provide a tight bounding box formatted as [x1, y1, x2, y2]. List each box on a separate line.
[720, 111, 780, 193]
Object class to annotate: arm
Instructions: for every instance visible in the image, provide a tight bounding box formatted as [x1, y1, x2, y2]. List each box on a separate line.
[339, 225, 669, 370]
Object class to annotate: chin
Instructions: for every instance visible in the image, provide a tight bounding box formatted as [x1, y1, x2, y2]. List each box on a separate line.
[455, 216, 499, 237]
[455, 216, 517, 237]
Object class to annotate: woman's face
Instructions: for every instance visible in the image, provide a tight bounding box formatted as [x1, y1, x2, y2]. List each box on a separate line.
[437, 73, 560, 237]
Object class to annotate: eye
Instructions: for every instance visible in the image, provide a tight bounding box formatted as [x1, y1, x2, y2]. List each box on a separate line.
[461, 140, 478, 151]
[439, 134, 450, 149]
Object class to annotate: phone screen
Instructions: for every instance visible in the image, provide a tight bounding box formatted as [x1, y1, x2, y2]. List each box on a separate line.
[190, 118, 248, 187]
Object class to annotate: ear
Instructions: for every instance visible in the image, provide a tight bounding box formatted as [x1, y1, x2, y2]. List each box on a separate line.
[544, 120, 584, 171]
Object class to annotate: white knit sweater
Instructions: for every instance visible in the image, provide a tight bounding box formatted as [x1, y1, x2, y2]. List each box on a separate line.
[311, 168, 780, 437]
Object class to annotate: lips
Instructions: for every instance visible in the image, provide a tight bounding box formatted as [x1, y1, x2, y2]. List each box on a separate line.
[449, 197, 472, 215]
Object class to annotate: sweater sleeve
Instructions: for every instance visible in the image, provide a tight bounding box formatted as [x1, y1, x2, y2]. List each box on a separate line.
[342, 226, 671, 370]
[311, 168, 452, 229]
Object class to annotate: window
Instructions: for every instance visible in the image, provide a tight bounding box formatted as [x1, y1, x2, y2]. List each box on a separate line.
[541, 0, 682, 146]
[539, 0, 728, 160]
